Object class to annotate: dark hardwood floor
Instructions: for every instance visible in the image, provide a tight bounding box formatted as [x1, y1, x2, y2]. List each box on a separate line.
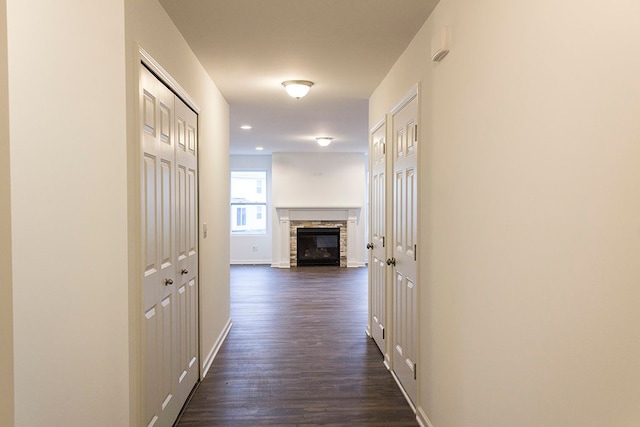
[175, 265, 417, 426]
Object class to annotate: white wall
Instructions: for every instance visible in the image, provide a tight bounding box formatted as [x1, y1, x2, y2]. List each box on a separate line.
[4, 1, 230, 425]
[371, 0, 640, 426]
[230, 155, 272, 264]
[125, 0, 230, 424]
[7, 1, 129, 425]
[271, 152, 366, 267]
[0, 0, 14, 424]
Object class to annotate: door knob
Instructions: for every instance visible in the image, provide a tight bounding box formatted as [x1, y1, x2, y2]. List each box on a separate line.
[164, 278, 174, 286]
[386, 257, 396, 266]
[181, 269, 189, 275]
[366, 243, 373, 250]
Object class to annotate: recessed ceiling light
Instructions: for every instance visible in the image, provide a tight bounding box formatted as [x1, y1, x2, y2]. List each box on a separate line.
[255, 146, 264, 151]
[240, 125, 252, 130]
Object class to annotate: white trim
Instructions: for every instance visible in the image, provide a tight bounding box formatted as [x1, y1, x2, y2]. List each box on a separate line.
[201, 318, 232, 378]
[139, 46, 200, 113]
[275, 206, 362, 213]
[365, 326, 372, 337]
[417, 407, 435, 427]
[390, 83, 419, 116]
[370, 116, 386, 134]
[230, 260, 272, 265]
[391, 369, 416, 413]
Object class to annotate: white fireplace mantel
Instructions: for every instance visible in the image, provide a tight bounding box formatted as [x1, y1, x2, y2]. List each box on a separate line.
[276, 206, 361, 222]
[274, 206, 363, 268]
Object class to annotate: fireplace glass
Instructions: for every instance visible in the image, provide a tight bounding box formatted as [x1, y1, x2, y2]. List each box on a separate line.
[296, 227, 340, 266]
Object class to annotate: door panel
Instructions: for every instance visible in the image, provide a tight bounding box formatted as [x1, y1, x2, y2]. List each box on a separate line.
[177, 165, 187, 261]
[188, 169, 197, 255]
[143, 154, 157, 278]
[391, 90, 419, 405]
[160, 159, 173, 268]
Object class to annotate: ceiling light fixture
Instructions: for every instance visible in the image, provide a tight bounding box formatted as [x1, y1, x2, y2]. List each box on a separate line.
[240, 125, 252, 130]
[316, 137, 333, 147]
[255, 146, 264, 151]
[282, 80, 314, 99]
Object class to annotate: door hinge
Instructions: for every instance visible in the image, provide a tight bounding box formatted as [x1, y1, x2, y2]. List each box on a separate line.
[382, 236, 385, 248]
[382, 328, 385, 340]
[414, 124, 418, 142]
[414, 363, 417, 380]
[414, 244, 417, 261]
[382, 142, 386, 155]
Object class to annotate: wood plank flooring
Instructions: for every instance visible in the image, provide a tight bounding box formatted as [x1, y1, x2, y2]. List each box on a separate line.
[175, 265, 417, 426]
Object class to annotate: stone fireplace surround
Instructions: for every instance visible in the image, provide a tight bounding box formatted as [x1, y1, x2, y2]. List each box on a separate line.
[275, 207, 361, 268]
[291, 221, 346, 267]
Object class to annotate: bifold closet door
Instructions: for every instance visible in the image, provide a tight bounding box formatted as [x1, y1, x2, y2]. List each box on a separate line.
[391, 90, 419, 405]
[369, 119, 388, 357]
[174, 97, 199, 408]
[140, 65, 199, 427]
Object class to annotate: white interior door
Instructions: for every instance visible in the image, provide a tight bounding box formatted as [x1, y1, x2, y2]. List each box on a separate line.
[174, 97, 199, 407]
[141, 66, 179, 427]
[141, 65, 199, 427]
[390, 89, 419, 405]
[369, 119, 388, 359]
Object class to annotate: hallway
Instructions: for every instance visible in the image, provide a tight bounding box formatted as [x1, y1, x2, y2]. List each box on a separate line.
[175, 266, 417, 426]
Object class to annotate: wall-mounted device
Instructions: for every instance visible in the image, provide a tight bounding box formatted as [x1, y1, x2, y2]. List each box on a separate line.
[431, 26, 450, 62]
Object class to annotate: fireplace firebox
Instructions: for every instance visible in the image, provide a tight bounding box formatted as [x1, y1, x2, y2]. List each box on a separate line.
[296, 227, 340, 266]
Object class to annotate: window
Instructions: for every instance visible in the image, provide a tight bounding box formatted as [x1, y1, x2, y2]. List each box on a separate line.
[230, 171, 267, 234]
[236, 207, 246, 226]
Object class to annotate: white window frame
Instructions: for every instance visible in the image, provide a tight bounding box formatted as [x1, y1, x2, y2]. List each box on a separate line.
[230, 170, 268, 235]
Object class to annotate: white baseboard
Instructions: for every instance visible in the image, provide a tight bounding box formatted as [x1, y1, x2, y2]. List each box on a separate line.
[201, 317, 232, 378]
[365, 325, 372, 337]
[230, 260, 272, 265]
[270, 261, 363, 268]
[390, 369, 416, 414]
[416, 407, 434, 427]
[271, 261, 290, 268]
[383, 355, 391, 371]
[347, 260, 367, 267]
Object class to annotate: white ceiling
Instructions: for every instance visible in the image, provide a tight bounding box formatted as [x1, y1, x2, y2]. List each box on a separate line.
[158, 0, 439, 155]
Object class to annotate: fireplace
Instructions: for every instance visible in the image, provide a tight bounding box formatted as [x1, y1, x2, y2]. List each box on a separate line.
[296, 227, 340, 266]
[275, 207, 361, 268]
[289, 220, 347, 267]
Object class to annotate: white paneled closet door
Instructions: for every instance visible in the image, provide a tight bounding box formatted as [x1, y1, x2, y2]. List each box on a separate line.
[140, 65, 199, 427]
[174, 97, 199, 409]
[390, 88, 419, 406]
[369, 118, 388, 360]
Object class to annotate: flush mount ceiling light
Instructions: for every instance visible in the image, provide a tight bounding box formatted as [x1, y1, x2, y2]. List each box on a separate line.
[240, 125, 252, 130]
[316, 137, 333, 147]
[282, 80, 314, 99]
